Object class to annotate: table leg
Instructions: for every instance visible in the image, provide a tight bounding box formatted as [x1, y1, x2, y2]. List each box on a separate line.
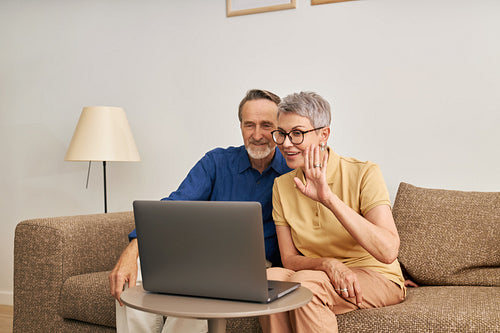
[207, 318, 227, 333]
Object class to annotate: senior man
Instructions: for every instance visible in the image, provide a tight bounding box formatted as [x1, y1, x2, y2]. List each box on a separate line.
[109, 89, 292, 333]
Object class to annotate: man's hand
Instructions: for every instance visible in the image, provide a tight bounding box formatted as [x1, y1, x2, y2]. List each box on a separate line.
[109, 239, 139, 306]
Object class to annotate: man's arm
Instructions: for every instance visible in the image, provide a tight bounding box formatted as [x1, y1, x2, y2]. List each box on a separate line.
[109, 239, 139, 305]
[109, 151, 218, 303]
[162, 152, 217, 201]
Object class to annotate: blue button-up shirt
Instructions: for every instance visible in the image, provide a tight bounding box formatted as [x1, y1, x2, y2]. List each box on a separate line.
[129, 145, 292, 266]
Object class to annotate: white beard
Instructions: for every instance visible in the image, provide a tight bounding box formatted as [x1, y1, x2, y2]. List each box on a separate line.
[246, 144, 273, 160]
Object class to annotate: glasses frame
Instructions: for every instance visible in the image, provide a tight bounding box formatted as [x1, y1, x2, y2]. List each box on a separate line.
[271, 127, 325, 145]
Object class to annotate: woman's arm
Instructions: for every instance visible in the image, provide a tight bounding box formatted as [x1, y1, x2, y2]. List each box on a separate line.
[295, 145, 400, 264]
[276, 225, 363, 306]
[323, 199, 399, 264]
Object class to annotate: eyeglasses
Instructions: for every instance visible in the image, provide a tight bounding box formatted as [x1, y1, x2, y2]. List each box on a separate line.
[271, 127, 325, 145]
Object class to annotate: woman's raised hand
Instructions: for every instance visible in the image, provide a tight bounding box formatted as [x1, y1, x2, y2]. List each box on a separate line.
[294, 144, 331, 204]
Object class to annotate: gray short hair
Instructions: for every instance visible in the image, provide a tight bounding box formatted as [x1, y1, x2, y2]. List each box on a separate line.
[278, 92, 331, 128]
[238, 89, 281, 122]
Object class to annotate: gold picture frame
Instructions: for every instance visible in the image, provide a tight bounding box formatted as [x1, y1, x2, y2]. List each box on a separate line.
[227, 0, 296, 17]
[311, 0, 357, 5]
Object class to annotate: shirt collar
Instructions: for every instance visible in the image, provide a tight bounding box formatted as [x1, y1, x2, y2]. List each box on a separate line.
[238, 146, 291, 174]
[237, 146, 253, 173]
[270, 147, 292, 174]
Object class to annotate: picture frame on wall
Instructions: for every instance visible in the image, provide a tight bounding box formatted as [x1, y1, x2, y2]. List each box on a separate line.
[311, 0, 357, 5]
[227, 0, 296, 17]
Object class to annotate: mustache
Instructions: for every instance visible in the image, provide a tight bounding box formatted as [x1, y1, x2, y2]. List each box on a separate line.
[249, 138, 270, 145]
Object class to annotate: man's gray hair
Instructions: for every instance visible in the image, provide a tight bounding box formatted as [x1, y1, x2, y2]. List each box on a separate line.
[278, 92, 331, 128]
[238, 89, 281, 122]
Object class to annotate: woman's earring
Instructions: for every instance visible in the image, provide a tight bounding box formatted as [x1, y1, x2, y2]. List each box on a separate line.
[320, 142, 326, 152]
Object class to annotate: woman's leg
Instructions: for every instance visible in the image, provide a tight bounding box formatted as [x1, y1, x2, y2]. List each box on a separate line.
[261, 268, 340, 333]
[334, 267, 404, 313]
[260, 267, 404, 333]
[259, 268, 296, 333]
[286, 270, 340, 333]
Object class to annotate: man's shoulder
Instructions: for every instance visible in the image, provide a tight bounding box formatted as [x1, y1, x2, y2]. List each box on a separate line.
[203, 145, 246, 159]
[198, 146, 249, 171]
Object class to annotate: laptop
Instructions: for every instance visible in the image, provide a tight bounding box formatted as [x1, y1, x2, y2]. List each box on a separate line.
[133, 200, 300, 303]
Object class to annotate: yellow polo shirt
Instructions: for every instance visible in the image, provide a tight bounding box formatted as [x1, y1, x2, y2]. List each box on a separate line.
[273, 149, 405, 288]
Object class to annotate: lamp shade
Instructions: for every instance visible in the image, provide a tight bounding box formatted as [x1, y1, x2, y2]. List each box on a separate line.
[65, 106, 140, 162]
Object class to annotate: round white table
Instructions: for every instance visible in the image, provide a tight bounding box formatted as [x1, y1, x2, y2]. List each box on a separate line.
[121, 285, 312, 333]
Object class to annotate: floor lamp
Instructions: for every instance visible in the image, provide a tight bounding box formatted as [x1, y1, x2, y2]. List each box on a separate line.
[65, 106, 140, 213]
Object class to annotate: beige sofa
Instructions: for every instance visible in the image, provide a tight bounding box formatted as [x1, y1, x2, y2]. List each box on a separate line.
[14, 183, 500, 332]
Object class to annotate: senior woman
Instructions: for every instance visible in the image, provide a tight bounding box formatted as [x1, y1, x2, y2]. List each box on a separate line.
[260, 92, 405, 333]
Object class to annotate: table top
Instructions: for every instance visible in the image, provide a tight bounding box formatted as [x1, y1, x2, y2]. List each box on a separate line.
[121, 284, 312, 319]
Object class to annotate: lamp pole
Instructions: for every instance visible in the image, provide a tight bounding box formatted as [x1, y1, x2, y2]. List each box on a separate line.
[103, 161, 107, 213]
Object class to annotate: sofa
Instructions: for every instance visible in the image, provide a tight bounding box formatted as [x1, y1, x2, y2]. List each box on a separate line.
[14, 182, 500, 332]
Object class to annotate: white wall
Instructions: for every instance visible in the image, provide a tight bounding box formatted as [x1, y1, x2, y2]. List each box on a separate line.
[1, 0, 499, 305]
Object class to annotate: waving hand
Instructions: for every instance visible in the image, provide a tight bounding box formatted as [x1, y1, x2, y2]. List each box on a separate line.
[294, 144, 331, 204]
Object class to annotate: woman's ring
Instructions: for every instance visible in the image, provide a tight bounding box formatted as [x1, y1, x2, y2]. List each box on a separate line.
[313, 163, 322, 168]
[341, 288, 348, 292]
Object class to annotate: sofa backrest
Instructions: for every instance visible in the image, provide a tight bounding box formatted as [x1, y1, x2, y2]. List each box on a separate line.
[393, 182, 499, 286]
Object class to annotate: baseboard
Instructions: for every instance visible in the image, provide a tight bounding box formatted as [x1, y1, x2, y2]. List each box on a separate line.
[0, 291, 13, 306]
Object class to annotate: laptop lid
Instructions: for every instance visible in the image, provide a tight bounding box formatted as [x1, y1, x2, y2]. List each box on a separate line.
[133, 200, 297, 303]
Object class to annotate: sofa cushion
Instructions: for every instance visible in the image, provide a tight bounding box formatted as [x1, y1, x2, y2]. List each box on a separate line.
[393, 182, 499, 286]
[337, 286, 500, 332]
[59, 271, 115, 328]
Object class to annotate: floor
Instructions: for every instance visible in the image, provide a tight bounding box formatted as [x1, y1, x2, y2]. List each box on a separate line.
[0, 305, 13, 333]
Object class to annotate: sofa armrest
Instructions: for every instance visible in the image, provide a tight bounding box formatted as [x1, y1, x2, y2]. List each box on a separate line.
[14, 211, 134, 332]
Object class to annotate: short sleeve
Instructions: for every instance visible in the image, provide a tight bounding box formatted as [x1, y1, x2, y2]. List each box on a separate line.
[272, 179, 289, 227]
[359, 163, 391, 216]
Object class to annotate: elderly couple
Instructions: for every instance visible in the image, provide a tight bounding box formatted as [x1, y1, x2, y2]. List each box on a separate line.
[109, 90, 406, 333]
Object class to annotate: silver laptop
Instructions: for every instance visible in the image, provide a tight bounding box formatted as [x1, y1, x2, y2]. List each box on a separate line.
[133, 200, 300, 303]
